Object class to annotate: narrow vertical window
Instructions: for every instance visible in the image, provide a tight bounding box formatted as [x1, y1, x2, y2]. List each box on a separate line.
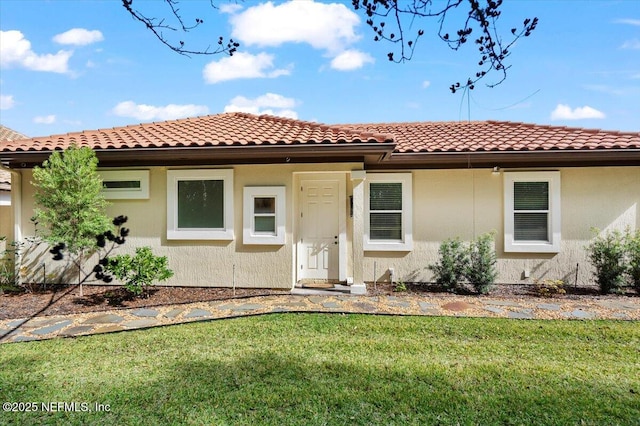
[364, 173, 413, 251]
[504, 172, 560, 253]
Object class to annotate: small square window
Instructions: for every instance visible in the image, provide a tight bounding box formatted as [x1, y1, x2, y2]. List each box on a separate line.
[167, 169, 234, 240]
[243, 187, 286, 245]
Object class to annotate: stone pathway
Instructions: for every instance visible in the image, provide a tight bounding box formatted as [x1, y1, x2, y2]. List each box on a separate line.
[1, 294, 638, 344]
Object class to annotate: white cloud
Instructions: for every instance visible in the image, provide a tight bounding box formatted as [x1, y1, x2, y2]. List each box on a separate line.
[33, 114, 56, 124]
[621, 38, 640, 49]
[0, 30, 72, 73]
[203, 52, 291, 84]
[230, 1, 360, 54]
[0, 94, 15, 110]
[422, 80, 431, 89]
[550, 104, 605, 120]
[615, 19, 640, 26]
[219, 3, 243, 14]
[53, 28, 104, 46]
[330, 49, 374, 71]
[631, 73, 640, 79]
[112, 101, 209, 121]
[224, 93, 298, 119]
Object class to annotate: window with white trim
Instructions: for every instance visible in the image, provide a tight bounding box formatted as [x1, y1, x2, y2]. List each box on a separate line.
[504, 171, 561, 253]
[100, 170, 149, 199]
[243, 186, 286, 245]
[167, 169, 234, 240]
[364, 173, 413, 251]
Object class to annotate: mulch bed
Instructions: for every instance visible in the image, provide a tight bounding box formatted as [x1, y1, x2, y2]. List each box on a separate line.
[0, 282, 636, 321]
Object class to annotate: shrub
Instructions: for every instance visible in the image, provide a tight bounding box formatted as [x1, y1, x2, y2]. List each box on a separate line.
[587, 229, 627, 294]
[104, 246, 173, 296]
[428, 238, 467, 292]
[626, 229, 640, 292]
[393, 280, 407, 292]
[465, 233, 498, 294]
[535, 279, 566, 297]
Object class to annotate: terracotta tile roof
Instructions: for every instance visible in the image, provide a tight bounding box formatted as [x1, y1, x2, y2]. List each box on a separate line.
[0, 113, 392, 153]
[337, 121, 640, 153]
[1, 125, 28, 190]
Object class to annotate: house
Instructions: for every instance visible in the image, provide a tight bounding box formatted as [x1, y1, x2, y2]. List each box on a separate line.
[0, 125, 27, 253]
[0, 113, 638, 293]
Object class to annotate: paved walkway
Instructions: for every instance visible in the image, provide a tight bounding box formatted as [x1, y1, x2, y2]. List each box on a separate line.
[1, 293, 638, 343]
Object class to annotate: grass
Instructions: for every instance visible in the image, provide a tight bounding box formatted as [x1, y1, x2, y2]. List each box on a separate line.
[1, 314, 638, 425]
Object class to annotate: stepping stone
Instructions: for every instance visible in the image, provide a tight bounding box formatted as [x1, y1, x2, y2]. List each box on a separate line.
[563, 310, 596, 319]
[0, 328, 11, 336]
[123, 319, 158, 328]
[508, 311, 535, 319]
[422, 309, 440, 316]
[388, 301, 411, 308]
[597, 300, 640, 311]
[386, 296, 400, 302]
[231, 303, 264, 312]
[309, 296, 329, 304]
[83, 314, 124, 325]
[481, 300, 522, 307]
[352, 302, 377, 312]
[94, 325, 124, 334]
[322, 302, 340, 309]
[59, 325, 95, 336]
[281, 302, 308, 308]
[537, 303, 561, 311]
[163, 308, 185, 319]
[32, 320, 73, 335]
[484, 306, 505, 315]
[214, 304, 237, 311]
[23, 317, 67, 328]
[6, 319, 27, 328]
[442, 301, 474, 312]
[271, 307, 289, 313]
[184, 309, 213, 318]
[12, 335, 38, 342]
[612, 312, 631, 320]
[132, 308, 159, 318]
[419, 302, 437, 310]
[337, 296, 354, 301]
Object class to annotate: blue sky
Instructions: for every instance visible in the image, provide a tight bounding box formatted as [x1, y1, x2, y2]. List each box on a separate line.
[1, 0, 639, 138]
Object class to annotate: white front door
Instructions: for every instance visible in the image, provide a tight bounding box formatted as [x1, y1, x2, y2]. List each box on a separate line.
[299, 179, 340, 280]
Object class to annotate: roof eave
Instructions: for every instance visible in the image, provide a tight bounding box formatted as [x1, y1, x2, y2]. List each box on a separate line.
[0, 143, 396, 168]
[367, 149, 640, 169]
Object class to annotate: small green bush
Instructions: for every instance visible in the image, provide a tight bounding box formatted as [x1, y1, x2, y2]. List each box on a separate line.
[104, 246, 173, 296]
[393, 280, 407, 292]
[428, 233, 498, 295]
[535, 279, 566, 297]
[465, 233, 498, 294]
[587, 229, 628, 294]
[428, 238, 466, 292]
[625, 229, 640, 292]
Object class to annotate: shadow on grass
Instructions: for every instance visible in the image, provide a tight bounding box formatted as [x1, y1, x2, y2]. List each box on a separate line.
[2, 344, 637, 426]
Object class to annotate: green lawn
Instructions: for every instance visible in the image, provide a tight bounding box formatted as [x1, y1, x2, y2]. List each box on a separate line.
[1, 314, 638, 425]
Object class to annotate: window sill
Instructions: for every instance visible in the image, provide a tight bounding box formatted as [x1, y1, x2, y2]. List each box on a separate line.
[364, 240, 413, 252]
[504, 241, 560, 253]
[167, 229, 234, 241]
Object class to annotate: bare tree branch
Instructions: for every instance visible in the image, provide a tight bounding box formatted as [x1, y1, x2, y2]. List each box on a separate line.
[353, 0, 538, 92]
[121, 0, 239, 57]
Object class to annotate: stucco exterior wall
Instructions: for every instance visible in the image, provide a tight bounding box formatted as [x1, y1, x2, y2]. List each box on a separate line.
[0, 204, 11, 254]
[14, 165, 640, 289]
[364, 166, 640, 286]
[17, 163, 360, 288]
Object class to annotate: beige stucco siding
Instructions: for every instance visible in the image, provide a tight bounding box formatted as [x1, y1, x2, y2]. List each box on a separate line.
[17, 163, 360, 288]
[364, 166, 639, 286]
[14, 164, 640, 289]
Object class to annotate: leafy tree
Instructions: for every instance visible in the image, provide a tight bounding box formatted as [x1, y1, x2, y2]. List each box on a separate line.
[122, 0, 537, 92]
[33, 146, 112, 254]
[32, 146, 112, 288]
